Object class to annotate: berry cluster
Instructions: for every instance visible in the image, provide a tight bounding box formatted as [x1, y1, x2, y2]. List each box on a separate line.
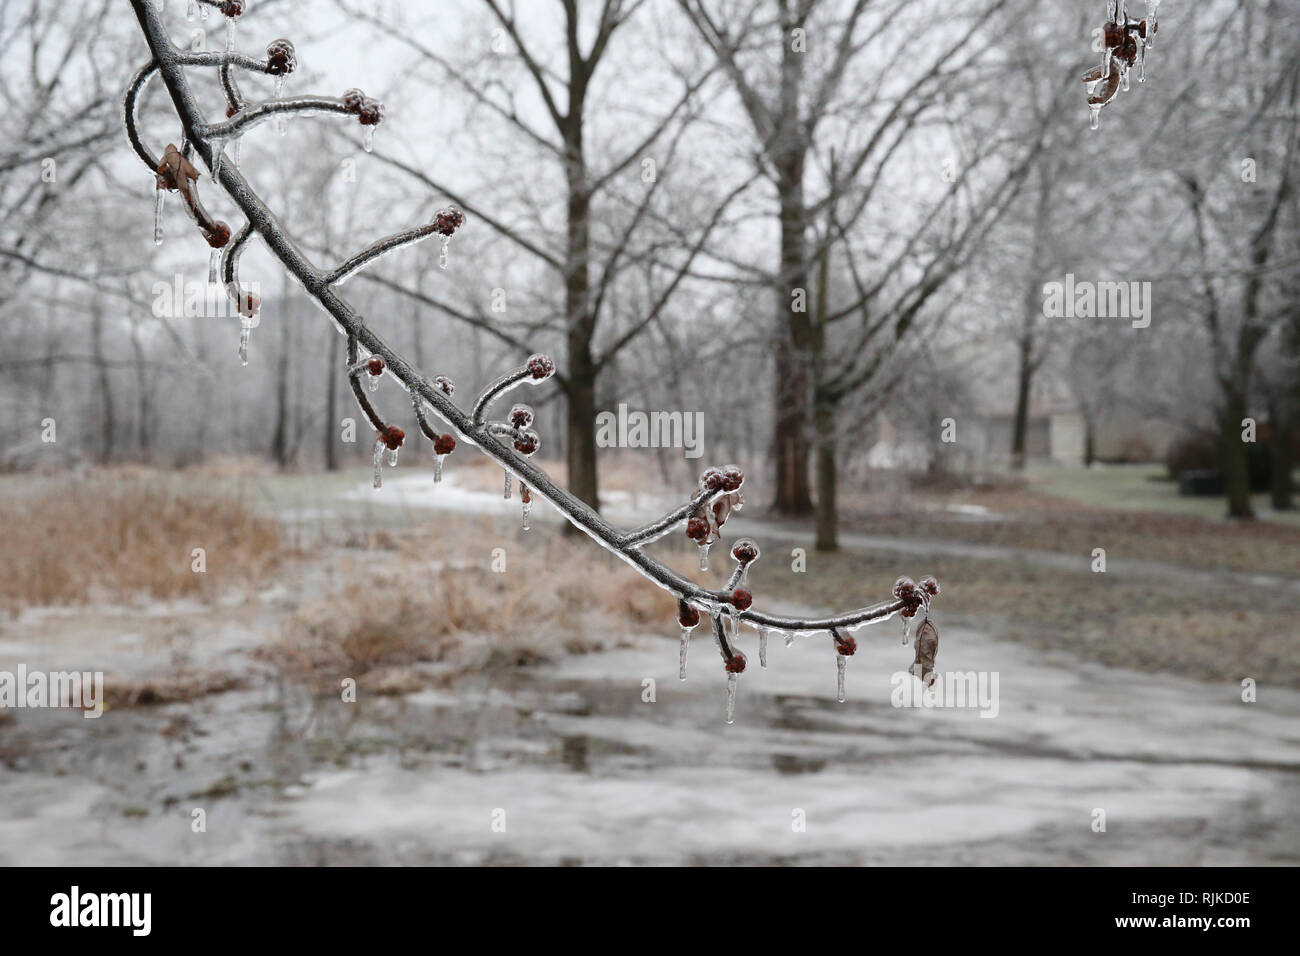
[527, 353, 556, 381]
[434, 375, 454, 396]
[379, 425, 405, 451]
[1082, 1, 1159, 127]
[219, 0, 244, 17]
[433, 207, 465, 236]
[265, 39, 297, 76]
[366, 356, 385, 377]
[893, 574, 939, 618]
[340, 87, 384, 126]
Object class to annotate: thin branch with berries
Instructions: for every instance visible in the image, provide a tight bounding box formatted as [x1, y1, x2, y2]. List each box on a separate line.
[122, 0, 944, 721]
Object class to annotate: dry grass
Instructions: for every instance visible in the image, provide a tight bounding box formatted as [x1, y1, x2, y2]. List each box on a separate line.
[0, 470, 282, 612]
[268, 523, 699, 688]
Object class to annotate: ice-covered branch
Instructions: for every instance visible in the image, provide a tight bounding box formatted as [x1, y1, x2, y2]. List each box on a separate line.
[123, 0, 947, 720]
[325, 208, 464, 285]
[197, 96, 353, 139]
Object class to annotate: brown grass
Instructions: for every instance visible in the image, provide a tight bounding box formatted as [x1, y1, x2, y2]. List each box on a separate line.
[0, 471, 282, 612]
[268, 524, 699, 687]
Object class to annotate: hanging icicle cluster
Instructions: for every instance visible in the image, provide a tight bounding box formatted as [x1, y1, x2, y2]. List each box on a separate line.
[1083, 0, 1160, 129]
[126, 0, 958, 724]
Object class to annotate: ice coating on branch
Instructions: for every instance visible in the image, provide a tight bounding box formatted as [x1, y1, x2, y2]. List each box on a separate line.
[208, 248, 220, 284]
[725, 673, 738, 724]
[758, 628, 768, 668]
[188, 0, 198, 20]
[503, 470, 512, 499]
[678, 603, 699, 680]
[238, 315, 253, 366]
[372, 437, 385, 488]
[432, 433, 455, 483]
[520, 483, 532, 531]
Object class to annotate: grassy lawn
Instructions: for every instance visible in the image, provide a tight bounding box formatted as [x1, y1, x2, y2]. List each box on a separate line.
[1030, 463, 1300, 526]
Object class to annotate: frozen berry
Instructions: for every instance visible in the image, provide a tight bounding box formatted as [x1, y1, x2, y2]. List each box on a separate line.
[509, 403, 534, 429]
[521, 485, 531, 504]
[527, 353, 556, 380]
[380, 425, 405, 450]
[919, 575, 940, 597]
[265, 39, 296, 75]
[721, 465, 744, 491]
[233, 290, 260, 318]
[1103, 20, 1124, 47]
[204, 221, 231, 248]
[724, 653, 746, 674]
[434, 375, 454, 396]
[366, 356, 385, 376]
[342, 88, 366, 114]
[699, 468, 725, 492]
[433, 433, 455, 455]
[678, 605, 700, 629]
[357, 97, 384, 126]
[686, 516, 710, 542]
[513, 430, 540, 456]
[834, 634, 857, 656]
[731, 539, 759, 564]
[219, 0, 244, 17]
[731, 588, 753, 611]
[433, 207, 464, 236]
[893, 576, 918, 601]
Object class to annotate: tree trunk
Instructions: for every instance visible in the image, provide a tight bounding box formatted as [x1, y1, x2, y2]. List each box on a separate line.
[772, 153, 813, 515]
[1271, 413, 1294, 510]
[325, 331, 340, 471]
[90, 299, 116, 465]
[1221, 392, 1255, 519]
[270, 283, 292, 468]
[1010, 339, 1033, 470]
[814, 398, 838, 552]
[562, 110, 599, 518]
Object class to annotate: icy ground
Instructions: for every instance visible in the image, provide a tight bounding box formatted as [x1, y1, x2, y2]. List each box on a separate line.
[1, 470, 1296, 864]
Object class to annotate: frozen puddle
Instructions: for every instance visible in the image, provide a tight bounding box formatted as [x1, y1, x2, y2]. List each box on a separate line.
[2, 610, 1296, 864]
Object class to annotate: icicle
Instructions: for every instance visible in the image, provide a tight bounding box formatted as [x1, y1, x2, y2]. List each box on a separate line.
[1145, 0, 1158, 50]
[188, 0, 198, 20]
[1101, 50, 1111, 80]
[153, 190, 165, 246]
[232, 135, 242, 170]
[372, 439, 385, 488]
[698, 542, 711, 571]
[727, 602, 739, 638]
[238, 315, 253, 366]
[386, 445, 399, 468]
[835, 654, 847, 703]
[758, 628, 768, 668]
[902, 614, 911, 645]
[209, 139, 224, 183]
[1106, 1, 1117, 20]
[784, 632, 795, 648]
[725, 673, 738, 724]
[503, 471, 512, 499]
[1136, 38, 1146, 82]
[208, 248, 220, 285]
[438, 235, 450, 270]
[1088, 102, 1101, 131]
[362, 125, 375, 153]
[521, 485, 532, 532]
[434, 453, 446, 482]
[200, 1, 209, 19]
[679, 627, 691, 680]
[273, 76, 287, 136]
[273, 74, 285, 97]
[366, 372, 380, 393]
[1121, 65, 1130, 92]
[225, 16, 237, 52]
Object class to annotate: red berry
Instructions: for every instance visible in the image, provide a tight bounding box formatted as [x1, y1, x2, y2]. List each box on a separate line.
[220, 0, 244, 17]
[433, 207, 464, 236]
[527, 353, 555, 380]
[509, 403, 534, 428]
[721, 465, 744, 491]
[357, 98, 384, 126]
[893, 576, 917, 601]
[366, 357, 385, 376]
[724, 653, 746, 674]
[433, 433, 455, 455]
[521, 485, 531, 504]
[678, 605, 700, 628]
[513, 430, 540, 456]
[342, 88, 366, 114]
[699, 467, 725, 492]
[434, 375, 454, 396]
[919, 575, 940, 597]
[834, 634, 857, 656]
[731, 539, 759, 564]
[731, 588, 753, 611]
[686, 516, 710, 542]
[204, 221, 231, 248]
[265, 39, 296, 75]
[381, 425, 405, 450]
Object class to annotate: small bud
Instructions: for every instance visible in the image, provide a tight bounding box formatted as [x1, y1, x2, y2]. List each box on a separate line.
[686, 516, 710, 542]
[433, 433, 456, 456]
[731, 538, 759, 564]
[432, 207, 465, 236]
[357, 97, 384, 126]
[434, 375, 454, 396]
[266, 38, 297, 75]
[380, 425, 405, 450]
[366, 356, 385, 376]
[919, 575, 940, 597]
[203, 221, 231, 248]
[220, 0, 244, 17]
[527, 353, 556, 380]
[724, 653, 746, 674]
[678, 605, 700, 628]
[509, 403, 534, 429]
[699, 467, 725, 492]
[731, 588, 753, 611]
[721, 465, 744, 491]
[342, 88, 366, 114]
[513, 429, 540, 456]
